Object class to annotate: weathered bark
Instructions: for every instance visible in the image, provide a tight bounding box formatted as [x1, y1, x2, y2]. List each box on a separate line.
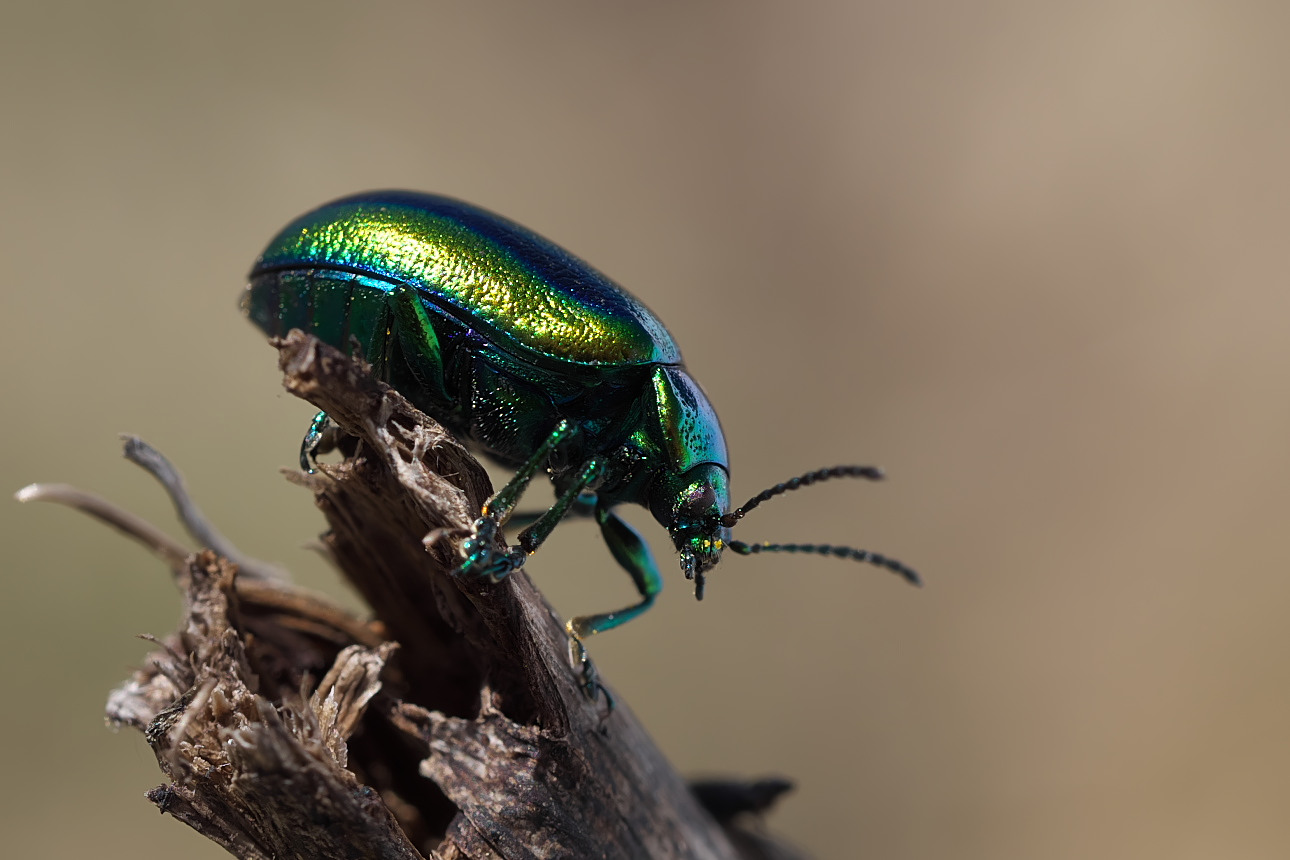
[86, 333, 804, 860]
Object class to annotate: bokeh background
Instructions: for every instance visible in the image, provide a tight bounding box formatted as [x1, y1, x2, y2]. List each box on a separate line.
[4, 2, 1289, 858]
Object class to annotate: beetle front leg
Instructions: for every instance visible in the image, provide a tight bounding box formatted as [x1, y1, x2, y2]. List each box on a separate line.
[515, 462, 603, 554]
[505, 492, 596, 534]
[483, 419, 576, 525]
[565, 507, 664, 700]
[458, 418, 578, 581]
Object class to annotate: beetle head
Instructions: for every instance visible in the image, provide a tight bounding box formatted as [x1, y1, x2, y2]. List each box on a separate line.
[652, 463, 923, 600]
[649, 462, 732, 600]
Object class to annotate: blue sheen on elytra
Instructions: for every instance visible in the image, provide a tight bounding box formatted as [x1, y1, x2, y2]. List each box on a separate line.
[253, 191, 679, 367]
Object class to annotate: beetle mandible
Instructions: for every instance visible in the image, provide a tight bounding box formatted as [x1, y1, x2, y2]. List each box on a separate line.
[243, 191, 919, 692]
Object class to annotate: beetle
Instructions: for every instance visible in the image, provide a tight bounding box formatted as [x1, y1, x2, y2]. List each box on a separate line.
[243, 191, 918, 693]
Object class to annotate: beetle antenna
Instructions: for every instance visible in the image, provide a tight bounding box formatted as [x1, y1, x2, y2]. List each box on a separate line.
[727, 540, 921, 586]
[721, 465, 885, 528]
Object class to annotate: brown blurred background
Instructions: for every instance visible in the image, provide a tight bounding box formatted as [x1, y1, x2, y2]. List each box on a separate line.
[4, 2, 1289, 857]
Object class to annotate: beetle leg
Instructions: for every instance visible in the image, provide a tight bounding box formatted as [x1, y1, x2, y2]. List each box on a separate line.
[565, 507, 664, 698]
[464, 457, 599, 582]
[299, 410, 334, 472]
[503, 510, 545, 531]
[389, 284, 453, 405]
[458, 516, 526, 581]
[515, 462, 603, 554]
[569, 508, 664, 636]
[459, 419, 577, 580]
[482, 418, 575, 524]
[506, 492, 597, 532]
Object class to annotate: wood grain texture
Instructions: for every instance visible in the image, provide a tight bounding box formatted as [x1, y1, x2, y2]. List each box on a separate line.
[102, 333, 799, 860]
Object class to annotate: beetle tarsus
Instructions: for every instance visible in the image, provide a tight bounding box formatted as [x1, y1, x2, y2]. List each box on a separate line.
[299, 411, 335, 473]
[568, 633, 614, 713]
[457, 515, 529, 581]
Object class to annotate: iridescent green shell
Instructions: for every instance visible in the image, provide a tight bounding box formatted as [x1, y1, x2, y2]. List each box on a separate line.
[251, 191, 680, 367]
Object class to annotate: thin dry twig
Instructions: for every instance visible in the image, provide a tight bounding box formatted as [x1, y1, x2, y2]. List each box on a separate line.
[16, 482, 191, 570]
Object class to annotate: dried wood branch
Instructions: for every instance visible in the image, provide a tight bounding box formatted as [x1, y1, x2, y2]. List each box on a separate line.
[44, 332, 803, 859]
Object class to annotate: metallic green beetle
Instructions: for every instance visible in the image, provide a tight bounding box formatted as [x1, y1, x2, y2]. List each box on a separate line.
[243, 191, 918, 690]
